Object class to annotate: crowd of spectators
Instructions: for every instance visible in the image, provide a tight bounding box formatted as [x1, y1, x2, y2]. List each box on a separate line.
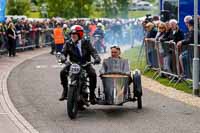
[144, 15, 200, 79]
[0, 17, 145, 57]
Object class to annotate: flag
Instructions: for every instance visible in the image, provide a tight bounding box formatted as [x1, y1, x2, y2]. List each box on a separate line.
[0, 0, 6, 22]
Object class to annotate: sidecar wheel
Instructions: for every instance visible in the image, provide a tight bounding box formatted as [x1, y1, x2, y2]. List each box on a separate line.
[137, 96, 142, 109]
[67, 86, 78, 119]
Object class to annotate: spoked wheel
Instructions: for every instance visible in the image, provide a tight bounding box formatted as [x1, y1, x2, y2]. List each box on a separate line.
[67, 86, 78, 119]
[137, 96, 142, 109]
[132, 70, 143, 109]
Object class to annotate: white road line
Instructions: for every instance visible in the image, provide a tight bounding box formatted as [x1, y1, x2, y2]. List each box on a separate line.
[51, 64, 64, 68]
[36, 65, 48, 69]
[35, 64, 64, 69]
[0, 113, 8, 115]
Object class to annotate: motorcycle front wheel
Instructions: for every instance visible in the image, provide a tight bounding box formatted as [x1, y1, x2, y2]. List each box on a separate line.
[67, 86, 78, 119]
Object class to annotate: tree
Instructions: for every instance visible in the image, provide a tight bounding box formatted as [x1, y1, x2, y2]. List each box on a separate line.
[116, 0, 129, 18]
[102, 0, 129, 18]
[103, 0, 117, 18]
[7, 0, 30, 15]
[46, 0, 94, 18]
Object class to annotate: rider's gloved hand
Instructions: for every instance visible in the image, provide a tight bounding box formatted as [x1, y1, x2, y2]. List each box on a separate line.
[94, 58, 101, 64]
[60, 55, 66, 63]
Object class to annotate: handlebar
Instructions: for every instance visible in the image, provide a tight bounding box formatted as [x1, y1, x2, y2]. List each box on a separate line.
[82, 61, 94, 67]
[55, 52, 96, 67]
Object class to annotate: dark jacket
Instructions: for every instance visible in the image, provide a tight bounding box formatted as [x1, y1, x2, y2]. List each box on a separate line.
[181, 29, 194, 51]
[62, 39, 101, 64]
[160, 29, 173, 42]
[93, 28, 104, 38]
[182, 30, 194, 45]
[171, 29, 184, 43]
[6, 28, 15, 41]
[146, 27, 157, 38]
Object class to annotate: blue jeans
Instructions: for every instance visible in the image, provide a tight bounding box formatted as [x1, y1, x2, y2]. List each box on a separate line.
[56, 45, 63, 53]
[148, 49, 158, 68]
[181, 50, 191, 78]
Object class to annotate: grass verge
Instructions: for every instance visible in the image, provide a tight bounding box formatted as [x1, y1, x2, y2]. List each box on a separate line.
[122, 46, 193, 94]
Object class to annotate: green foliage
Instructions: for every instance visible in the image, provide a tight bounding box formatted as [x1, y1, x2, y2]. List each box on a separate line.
[122, 46, 146, 70]
[7, 0, 30, 16]
[28, 12, 40, 18]
[7, 0, 157, 18]
[103, 0, 116, 18]
[46, 0, 94, 18]
[31, 0, 45, 5]
[44, 0, 130, 18]
[129, 10, 154, 18]
[102, 0, 129, 18]
[116, 0, 129, 18]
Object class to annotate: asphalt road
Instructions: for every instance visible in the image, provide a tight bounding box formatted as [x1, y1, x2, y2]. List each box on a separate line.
[7, 53, 200, 133]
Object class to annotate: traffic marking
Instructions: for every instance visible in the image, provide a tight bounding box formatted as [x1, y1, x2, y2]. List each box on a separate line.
[35, 64, 64, 69]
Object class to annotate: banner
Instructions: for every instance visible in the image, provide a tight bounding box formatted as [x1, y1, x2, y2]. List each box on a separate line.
[161, 0, 200, 32]
[0, 0, 6, 22]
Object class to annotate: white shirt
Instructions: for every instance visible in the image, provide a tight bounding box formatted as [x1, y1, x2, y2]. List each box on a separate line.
[77, 40, 82, 56]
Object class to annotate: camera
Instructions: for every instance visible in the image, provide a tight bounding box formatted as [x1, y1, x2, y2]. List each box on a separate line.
[145, 14, 153, 22]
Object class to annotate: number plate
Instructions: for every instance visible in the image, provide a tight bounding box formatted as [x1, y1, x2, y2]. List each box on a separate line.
[69, 63, 80, 74]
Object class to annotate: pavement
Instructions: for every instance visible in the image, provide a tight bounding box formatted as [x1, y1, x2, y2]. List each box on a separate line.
[0, 48, 49, 133]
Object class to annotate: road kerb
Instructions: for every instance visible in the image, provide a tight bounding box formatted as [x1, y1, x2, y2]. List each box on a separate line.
[1, 48, 49, 133]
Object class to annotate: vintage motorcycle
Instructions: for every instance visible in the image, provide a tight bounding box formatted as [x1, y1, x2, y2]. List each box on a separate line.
[56, 53, 142, 119]
[56, 52, 95, 119]
[93, 34, 106, 53]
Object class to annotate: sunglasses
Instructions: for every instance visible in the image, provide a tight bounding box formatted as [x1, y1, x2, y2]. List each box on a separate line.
[110, 46, 120, 50]
[71, 33, 77, 35]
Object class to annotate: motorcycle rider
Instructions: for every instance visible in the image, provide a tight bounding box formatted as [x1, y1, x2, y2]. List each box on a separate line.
[59, 25, 101, 105]
[93, 23, 106, 53]
[63, 24, 70, 41]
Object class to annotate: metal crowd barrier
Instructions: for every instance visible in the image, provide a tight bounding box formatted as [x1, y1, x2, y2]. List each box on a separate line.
[0, 28, 53, 56]
[144, 39, 192, 87]
[16, 28, 53, 50]
[0, 32, 7, 55]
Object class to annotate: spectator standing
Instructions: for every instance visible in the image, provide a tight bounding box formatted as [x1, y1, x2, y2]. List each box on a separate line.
[177, 19, 194, 78]
[155, 22, 168, 71]
[0, 23, 7, 50]
[35, 21, 41, 48]
[53, 23, 64, 53]
[6, 23, 16, 57]
[30, 21, 36, 47]
[168, 19, 184, 74]
[88, 22, 96, 37]
[169, 19, 184, 43]
[144, 22, 158, 67]
[184, 15, 193, 32]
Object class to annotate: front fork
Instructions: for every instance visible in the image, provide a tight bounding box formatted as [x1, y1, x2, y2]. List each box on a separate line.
[68, 75, 90, 106]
